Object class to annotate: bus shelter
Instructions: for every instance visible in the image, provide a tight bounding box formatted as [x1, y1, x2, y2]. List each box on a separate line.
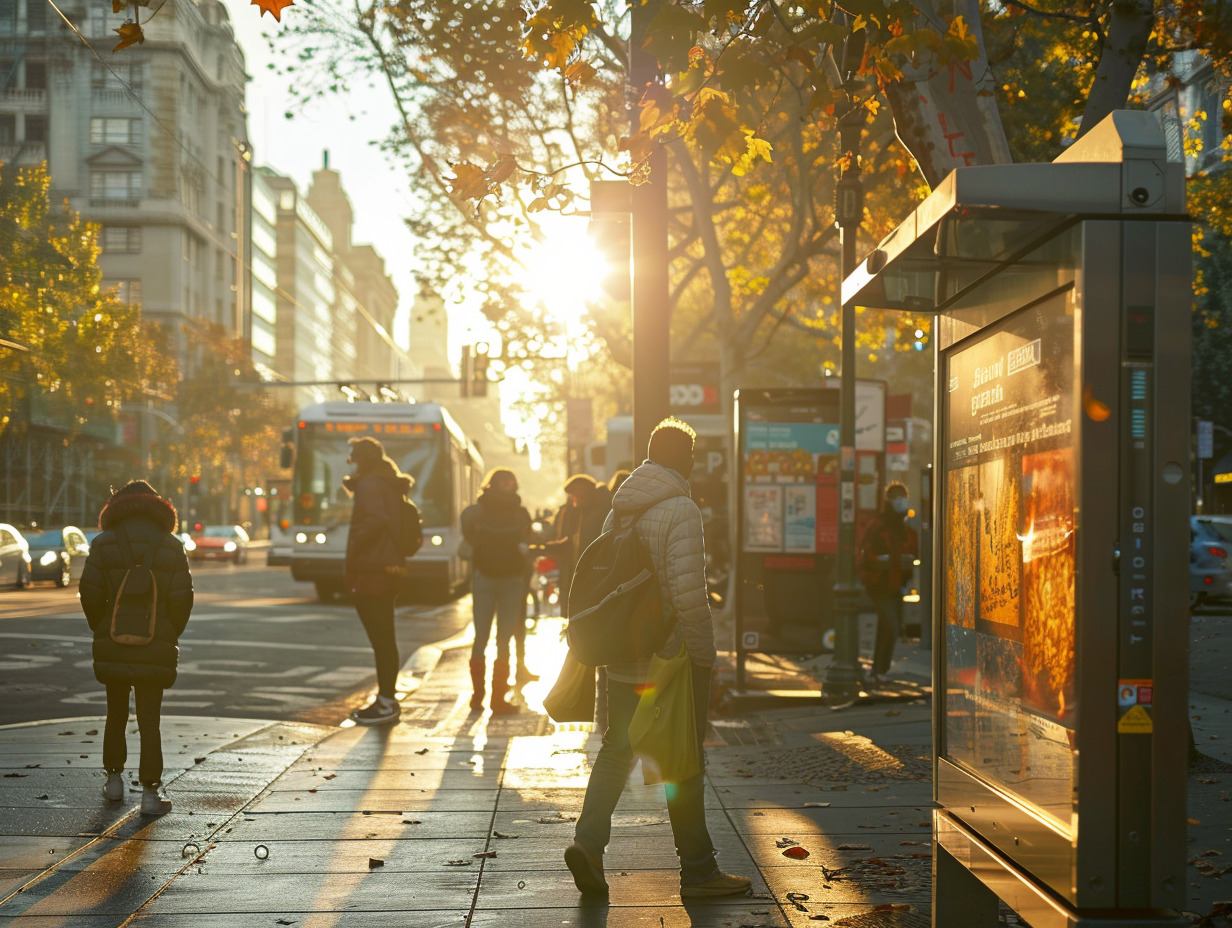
[843, 111, 1191, 926]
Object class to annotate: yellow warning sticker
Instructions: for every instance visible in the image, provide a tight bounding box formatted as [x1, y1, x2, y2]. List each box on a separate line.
[1118, 704, 1154, 734]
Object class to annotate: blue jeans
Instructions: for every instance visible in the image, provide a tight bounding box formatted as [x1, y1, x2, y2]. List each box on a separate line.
[574, 667, 718, 882]
[471, 571, 525, 661]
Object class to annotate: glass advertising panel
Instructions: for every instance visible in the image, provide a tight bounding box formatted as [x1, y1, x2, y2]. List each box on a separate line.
[941, 290, 1078, 832]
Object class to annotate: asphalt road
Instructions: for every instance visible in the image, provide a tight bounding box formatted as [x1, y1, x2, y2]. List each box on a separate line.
[0, 560, 472, 728]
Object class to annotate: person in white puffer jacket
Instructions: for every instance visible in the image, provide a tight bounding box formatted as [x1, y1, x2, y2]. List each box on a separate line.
[564, 417, 752, 900]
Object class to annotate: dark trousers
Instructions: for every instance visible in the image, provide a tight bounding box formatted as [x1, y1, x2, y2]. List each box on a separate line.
[102, 683, 164, 786]
[871, 593, 903, 676]
[354, 593, 399, 698]
[574, 666, 717, 882]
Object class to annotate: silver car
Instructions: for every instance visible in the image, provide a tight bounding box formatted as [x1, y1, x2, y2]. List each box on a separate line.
[1190, 515, 1232, 607]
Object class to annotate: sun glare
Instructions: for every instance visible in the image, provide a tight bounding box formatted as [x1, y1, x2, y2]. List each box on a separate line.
[522, 224, 610, 327]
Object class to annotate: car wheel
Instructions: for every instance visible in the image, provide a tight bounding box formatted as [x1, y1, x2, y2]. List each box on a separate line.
[315, 581, 339, 602]
[1190, 591, 1206, 610]
[56, 563, 71, 588]
[15, 564, 29, 589]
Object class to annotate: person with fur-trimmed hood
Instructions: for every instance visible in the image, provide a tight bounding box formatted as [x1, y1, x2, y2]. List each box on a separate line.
[343, 436, 416, 726]
[80, 479, 194, 816]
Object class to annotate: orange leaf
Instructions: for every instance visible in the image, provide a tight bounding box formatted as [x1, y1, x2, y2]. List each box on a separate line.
[782, 846, 810, 859]
[487, 154, 517, 186]
[445, 162, 490, 201]
[251, 0, 294, 21]
[111, 0, 124, 13]
[112, 21, 144, 51]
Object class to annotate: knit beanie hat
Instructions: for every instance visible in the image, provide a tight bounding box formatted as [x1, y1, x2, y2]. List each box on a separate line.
[347, 437, 385, 465]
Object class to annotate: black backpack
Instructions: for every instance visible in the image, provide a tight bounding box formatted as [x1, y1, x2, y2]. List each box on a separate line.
[566, 518, 671, 667]
[398, 497, 423, 558]
[110, 531, 161, 646]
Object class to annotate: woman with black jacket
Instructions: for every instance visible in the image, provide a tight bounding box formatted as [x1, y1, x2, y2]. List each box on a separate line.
[79, 480, 194, 816]
[343, 436, 415, 726]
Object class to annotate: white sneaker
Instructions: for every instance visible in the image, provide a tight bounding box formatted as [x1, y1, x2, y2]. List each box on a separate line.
[103, 771, 124, 802]
[351, 695, 400, 726]
[141, 786, 172, 816]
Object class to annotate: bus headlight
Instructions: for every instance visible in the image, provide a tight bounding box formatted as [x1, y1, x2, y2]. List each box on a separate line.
[40, 551, 58, 566]
[430, 535, 443, 546]
[315, 533, 327, 544]
[295, 532, 308, 544]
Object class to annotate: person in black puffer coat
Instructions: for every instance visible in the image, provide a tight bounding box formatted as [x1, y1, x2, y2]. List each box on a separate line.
[343, 436, 415, 726]
[79, 479, 193, 816]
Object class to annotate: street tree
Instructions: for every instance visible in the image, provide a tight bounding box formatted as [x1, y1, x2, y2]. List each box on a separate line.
[0, 163, 174, 438]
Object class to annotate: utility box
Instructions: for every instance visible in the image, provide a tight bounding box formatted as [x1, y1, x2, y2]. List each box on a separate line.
[844, 111, 1191, 927]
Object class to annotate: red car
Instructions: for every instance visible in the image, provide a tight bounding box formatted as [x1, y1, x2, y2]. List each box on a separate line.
[190, 525, 250, 564]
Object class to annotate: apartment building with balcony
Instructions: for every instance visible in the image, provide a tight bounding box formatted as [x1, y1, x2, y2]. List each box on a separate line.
[1, 0, 251, 357]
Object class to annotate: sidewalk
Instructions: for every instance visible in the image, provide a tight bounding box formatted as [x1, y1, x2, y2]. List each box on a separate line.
[1, 617, 1229, 927]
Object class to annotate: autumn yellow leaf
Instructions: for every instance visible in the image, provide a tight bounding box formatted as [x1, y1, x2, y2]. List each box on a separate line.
[619, 131, 656, 165]
[732, 130, 773, 176]
[111, 0, 124, 13]
[564, 60, 596, 87]
[112, 21, 143, 51]
[250, 0, 294, 21]
[446, 162, 490, 201]
[488, 154, 517, 186]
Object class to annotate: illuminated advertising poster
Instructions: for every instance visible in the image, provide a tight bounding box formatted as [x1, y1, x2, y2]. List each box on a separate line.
[742, 414, 839, 554]
[942, 294, 1077, 831]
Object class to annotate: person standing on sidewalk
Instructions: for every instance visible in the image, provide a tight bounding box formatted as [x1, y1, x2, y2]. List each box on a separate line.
[857, 481, 919, 684]
[80, 479, 193, 816]
[343, 436, 415, 726]
[564, 417, 751, 899]
[461, 467, 533, 714]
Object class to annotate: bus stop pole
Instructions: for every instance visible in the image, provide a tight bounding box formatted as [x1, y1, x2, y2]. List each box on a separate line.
[824, 104, 866, 704]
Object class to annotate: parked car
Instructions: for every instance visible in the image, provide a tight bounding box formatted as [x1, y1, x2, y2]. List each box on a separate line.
[0, 523, 32, 589]
[24, 526, 90, 587]
[1190, 515, 1232, 607]
[190, 524, 250, 564]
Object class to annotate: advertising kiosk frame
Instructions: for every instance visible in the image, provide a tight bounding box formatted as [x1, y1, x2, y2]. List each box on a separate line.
[843, 111, 1191, 927]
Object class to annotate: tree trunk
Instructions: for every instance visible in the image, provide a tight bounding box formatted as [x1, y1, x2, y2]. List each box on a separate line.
[880, 0, 1012, 186]
[1078, 0, 1154, 139]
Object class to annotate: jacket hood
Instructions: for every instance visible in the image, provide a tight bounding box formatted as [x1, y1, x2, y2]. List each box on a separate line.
[611, 460, 689, 519]
[342, 456, 413, 497]
[478, 487, 523, 509]
[99, 491, 178, 533]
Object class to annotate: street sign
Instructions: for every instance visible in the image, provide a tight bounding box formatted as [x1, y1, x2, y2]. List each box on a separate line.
[1198, 419, 1213, 459]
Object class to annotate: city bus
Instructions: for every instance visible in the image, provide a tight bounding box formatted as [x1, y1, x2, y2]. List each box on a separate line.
[283, 402, 483, 602]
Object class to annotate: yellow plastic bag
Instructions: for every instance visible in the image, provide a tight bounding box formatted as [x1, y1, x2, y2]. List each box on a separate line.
[543, 649, 596, 723]
[628, 645, 700, 786]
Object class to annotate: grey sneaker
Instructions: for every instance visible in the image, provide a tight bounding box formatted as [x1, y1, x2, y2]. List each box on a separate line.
[564, 842, 608, 895]
[352, 695, 400, 726]
[680, 871, 752, 898]
[103, 771, 124, 802]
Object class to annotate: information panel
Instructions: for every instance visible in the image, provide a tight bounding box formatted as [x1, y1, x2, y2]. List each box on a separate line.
[941, 291, 1078, 831]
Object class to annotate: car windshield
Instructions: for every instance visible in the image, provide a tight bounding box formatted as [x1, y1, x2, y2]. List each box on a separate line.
[1198, 520, 1232, 543]
[24, 531, 61, 546]
[203, 526, 237, 539]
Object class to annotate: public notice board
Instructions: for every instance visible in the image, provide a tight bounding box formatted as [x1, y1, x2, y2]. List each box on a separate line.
[941, 292, 1078, 831]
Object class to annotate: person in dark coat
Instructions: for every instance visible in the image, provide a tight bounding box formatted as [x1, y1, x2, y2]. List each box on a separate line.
[79, 479, 193, 816]
[343, 436, 415, 726]
[857, 481, 920, 683]
[545, 474, 612, 603]
[460, 467, 533, 714]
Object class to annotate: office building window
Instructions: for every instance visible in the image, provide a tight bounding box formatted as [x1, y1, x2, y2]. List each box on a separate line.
[24, 114, 46, 142]
[104, 279, 142, 305]
[101, 226, 142, 253]
[24, 60, 45, 89]
[25, 0, 46, 31]
[0, 114, 14, 143]
[90, 117, 138, 145]
[90, 61, 143, 95]
[90, 169, 142, 198]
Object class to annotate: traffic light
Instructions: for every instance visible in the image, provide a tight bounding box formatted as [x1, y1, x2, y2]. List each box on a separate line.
[587, 217, 631, 302]
[460, 344, 472, 398]
[913, 324, 929, 351]
[472, 342, 490, 397]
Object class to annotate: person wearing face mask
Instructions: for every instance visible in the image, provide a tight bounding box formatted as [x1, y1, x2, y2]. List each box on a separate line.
[857, 482, 919, 684]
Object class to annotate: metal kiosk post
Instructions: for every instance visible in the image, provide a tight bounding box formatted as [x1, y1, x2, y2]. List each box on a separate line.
[842, 111, 1191, 927]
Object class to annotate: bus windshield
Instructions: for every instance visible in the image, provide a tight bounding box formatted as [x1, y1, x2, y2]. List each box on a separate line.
[292, 426, 450, 528]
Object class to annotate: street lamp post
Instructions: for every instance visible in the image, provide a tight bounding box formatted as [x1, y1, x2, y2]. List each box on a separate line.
[824, 100, 868, 706]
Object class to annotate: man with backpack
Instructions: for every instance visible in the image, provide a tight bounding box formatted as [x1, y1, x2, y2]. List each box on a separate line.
[460, 467, 533, 714]
[343, 436, 419, 726]
[80, 479, 194, 816]
[563, 417, 751, 899]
